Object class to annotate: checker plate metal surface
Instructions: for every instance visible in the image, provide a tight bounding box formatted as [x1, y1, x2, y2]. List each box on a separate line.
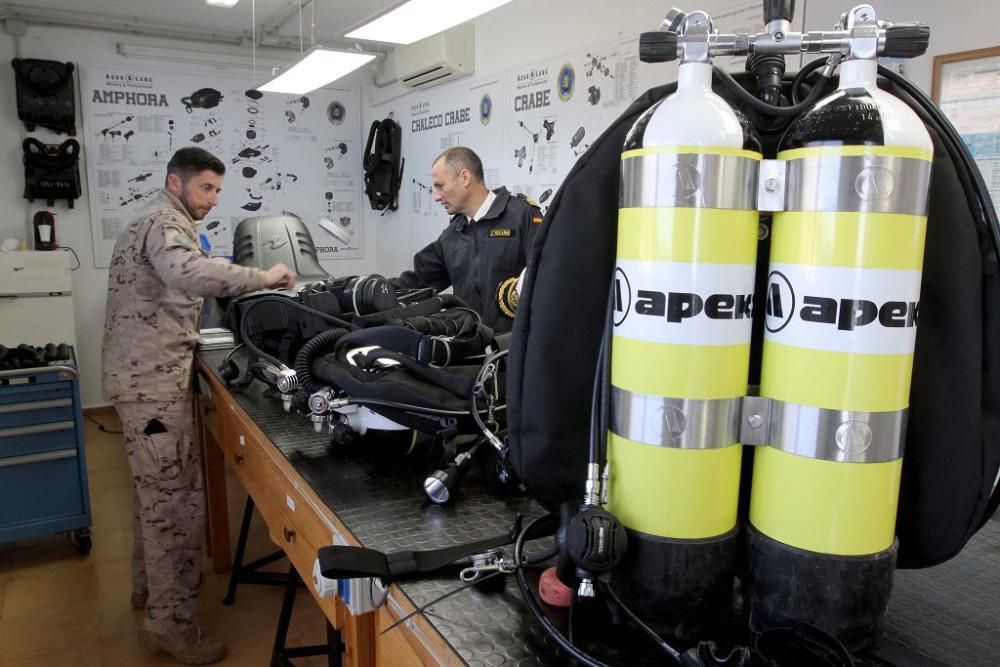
[203, 351, 999, 666]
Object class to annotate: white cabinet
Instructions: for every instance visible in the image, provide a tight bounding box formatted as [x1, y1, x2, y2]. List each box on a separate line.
[0, 251, 76, 349]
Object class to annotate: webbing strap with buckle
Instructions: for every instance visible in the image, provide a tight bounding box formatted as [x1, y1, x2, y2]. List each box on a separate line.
[317, 516, 525, 582]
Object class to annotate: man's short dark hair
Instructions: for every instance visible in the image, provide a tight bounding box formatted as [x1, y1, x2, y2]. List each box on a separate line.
[166, 147, 225, 185]
[434, 146, 484, 183]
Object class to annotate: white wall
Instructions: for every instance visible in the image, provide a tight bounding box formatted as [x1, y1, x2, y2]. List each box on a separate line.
[362, 0, 678, 280]
[1, 0, 988, 407]
[0, 26, 373, 408]
[363, 0, 998, 281]
[802, 0, 1000, 94]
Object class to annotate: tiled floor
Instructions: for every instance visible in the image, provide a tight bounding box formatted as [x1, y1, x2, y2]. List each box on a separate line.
[0, 409, 331, 666]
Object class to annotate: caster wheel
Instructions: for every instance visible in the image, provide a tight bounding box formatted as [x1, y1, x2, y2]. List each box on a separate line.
[70, 529, 92, 555]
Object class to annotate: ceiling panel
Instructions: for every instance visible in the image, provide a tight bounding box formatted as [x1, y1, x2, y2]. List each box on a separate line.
[7, 0, 393, 45]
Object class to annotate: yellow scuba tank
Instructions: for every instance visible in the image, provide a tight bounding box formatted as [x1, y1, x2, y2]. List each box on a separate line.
[607, 10, 762, 638]
[747, 5, 934, 650]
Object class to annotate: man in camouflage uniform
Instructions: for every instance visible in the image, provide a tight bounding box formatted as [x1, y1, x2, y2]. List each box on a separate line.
[102, 147, 295, 664]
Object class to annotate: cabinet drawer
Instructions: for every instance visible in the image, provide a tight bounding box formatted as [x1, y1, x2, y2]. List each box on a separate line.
[0, 451, 85, 526]
[0, 420, 77, 458]
[0, 396, 75, 430]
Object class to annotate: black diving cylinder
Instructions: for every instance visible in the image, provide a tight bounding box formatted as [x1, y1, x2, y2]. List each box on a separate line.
[747, 6, 934, 650]
[606, 11, 762, 639]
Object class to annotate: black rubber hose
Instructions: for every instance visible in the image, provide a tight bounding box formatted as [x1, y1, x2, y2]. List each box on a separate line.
[512, 514, 609, 667]
[790, 56, 829, 105]
[601, 580, 684, 663]
[294, 327, 349, 394]
[714, 64, 830, 116]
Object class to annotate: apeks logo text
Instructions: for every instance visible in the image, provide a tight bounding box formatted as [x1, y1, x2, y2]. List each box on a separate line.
[613, 264, 756, 346]
[766, 270, 919, 333]
[764, 264, 922, 355]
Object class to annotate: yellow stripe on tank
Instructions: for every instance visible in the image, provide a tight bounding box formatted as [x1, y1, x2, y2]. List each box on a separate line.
[749, 446, 902, 555]
[622, 145, 762, 160]
[770, 212, 927, 270]
[761, 341, 913, 412]
[778, 145, 933, 161]
[607, 433, 742, 539]
[617, 208, 759, 264]
[613, 336, 750, 400]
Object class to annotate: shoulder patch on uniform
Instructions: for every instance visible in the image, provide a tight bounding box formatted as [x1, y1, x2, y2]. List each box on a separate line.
[531, 213, 543, 225]
[170, 230, 198, 250]
[515, 192, 541, 209]
[490, 228, 514, 238]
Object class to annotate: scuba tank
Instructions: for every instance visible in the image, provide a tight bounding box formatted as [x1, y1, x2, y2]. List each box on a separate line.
[747, 5, 933, 650]
[606, 10, 762, 638]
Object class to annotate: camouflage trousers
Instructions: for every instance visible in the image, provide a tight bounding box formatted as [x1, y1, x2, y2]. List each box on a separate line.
[115, 398, 204, 634]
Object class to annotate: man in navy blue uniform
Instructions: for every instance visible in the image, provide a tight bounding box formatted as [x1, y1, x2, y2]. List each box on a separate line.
[392, 147, 542, 333]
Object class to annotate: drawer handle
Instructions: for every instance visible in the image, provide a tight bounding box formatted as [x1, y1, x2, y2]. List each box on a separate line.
[0, 420, 75, 440]
[234, 453, 244, 464]
[283, 527, 296, 543]
[204, 405, 216, 415]
[0, 398, 72, 414]
[0, 448, 77, 468]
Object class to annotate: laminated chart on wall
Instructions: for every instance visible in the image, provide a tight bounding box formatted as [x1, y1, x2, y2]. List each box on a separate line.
[502, 37, 640, 216]
[405, 76, 504, 251]
[80, 65, 363, 267]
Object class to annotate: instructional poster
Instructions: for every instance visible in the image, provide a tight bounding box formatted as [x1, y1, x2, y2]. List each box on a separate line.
[503, 37, 640, 215]
[405, 76, 504, 249]
[936, 53, 1000, 212]
[81, 64, 363, 267]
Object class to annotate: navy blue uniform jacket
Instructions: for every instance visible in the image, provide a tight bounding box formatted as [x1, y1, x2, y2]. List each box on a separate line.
[392, 187, 542, 332]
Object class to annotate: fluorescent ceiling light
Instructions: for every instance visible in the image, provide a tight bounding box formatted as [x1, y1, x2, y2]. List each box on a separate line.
[345, 0, 514, 45]
[206, 0, 240, 7]
[257, 47, 375, 94]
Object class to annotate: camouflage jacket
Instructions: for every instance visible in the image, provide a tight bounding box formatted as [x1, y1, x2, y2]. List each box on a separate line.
[102, 189, 264, 402]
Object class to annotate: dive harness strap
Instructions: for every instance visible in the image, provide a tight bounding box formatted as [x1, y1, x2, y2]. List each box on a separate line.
[334, 324, 490, 368]
[317, 515, 527, 582]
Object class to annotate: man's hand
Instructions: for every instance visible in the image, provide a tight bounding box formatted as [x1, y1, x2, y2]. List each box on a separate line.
[261, 263, 296, 289]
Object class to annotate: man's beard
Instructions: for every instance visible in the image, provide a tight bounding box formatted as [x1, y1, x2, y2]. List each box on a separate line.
[180, 191, 206, 220]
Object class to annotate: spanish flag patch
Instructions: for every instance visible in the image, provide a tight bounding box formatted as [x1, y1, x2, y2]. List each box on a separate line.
[532, 214, 543, 225]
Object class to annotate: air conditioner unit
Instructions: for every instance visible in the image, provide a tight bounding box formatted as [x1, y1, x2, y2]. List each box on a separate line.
[393, 24, 474, 89]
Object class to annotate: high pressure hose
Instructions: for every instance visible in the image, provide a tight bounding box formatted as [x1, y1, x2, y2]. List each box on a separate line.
[713, 61, 832, 117]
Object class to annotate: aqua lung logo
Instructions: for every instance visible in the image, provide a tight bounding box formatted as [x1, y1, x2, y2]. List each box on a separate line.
[479, 93, 492, 125]
[327, 101, 346, 125]
[855, 165, 895, 200]
[557, 64, 575, 102]
[614, 268, 752, 325]
[766, 271, 919, 333]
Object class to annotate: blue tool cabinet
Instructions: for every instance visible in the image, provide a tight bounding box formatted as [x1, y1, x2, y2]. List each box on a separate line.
[0, 362, 92, 553]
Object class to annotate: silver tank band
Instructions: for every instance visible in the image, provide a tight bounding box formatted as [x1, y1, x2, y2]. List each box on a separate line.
[610, 386, 742, 449]
[620, 152, 759, 210]
[765, 401, 907, 463]
[784, 154, 932, 215]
